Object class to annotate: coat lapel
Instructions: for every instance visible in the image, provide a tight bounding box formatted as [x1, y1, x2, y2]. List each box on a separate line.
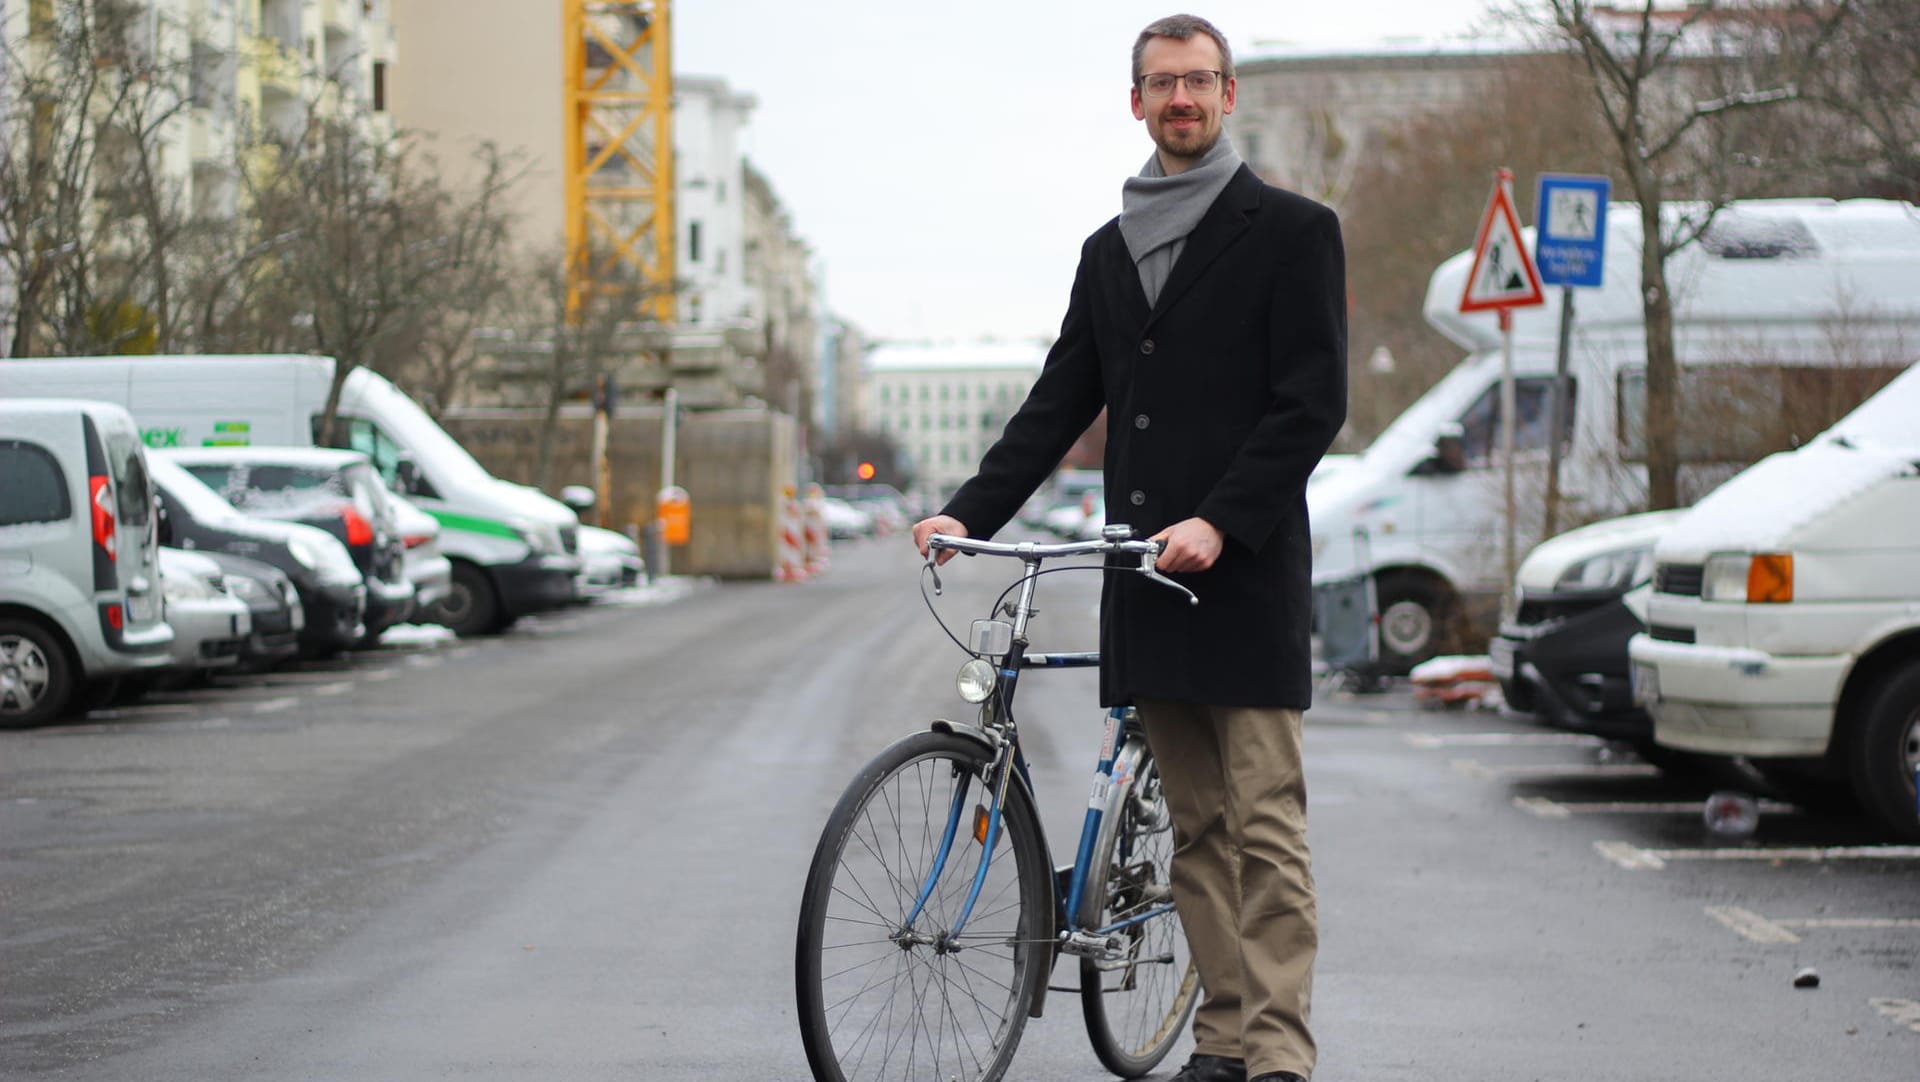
[1142, 165, 1260, 332]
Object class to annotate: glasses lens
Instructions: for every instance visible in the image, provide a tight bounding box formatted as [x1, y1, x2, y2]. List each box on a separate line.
[1186, 71, 1218, 94]
[1143, 73, 1176, 97]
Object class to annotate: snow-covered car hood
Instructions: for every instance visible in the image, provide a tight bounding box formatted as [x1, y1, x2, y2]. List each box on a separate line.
[1515, 510, 1686, 592]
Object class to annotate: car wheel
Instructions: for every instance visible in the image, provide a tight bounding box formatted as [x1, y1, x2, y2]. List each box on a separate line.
[1847, 663, 1920, 842]
[429, 561, 503, 637]
[0, 618, 73, 730]
[1375, 572, 1451, 676]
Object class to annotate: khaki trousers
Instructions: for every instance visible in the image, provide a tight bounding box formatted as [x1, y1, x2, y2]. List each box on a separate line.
[1136, 699, 1316, 1080]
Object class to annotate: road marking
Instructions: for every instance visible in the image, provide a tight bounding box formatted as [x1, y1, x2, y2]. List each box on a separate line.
[252, 697, 300, 714]
[1789, 918, 1920, 930]
[1514, 797, 1797, 819]
[1870, 998, 1920, 1033]
[1453, 758, 1659, 780]
[1705, 906, 1801, 943]
[309, 682, 355, 696]
[362, 668, 401, 682]
[1409, 731, 1603, 748]
[1597, 842, 1920, 870]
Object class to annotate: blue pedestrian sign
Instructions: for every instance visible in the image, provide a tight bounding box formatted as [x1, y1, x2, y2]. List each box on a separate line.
[1534, 174, 1610, 288]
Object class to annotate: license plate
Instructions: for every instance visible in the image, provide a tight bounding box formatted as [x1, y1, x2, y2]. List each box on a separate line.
[127, 593, 156, 624]
[1489, 639, 1516, 681]
[1632, 663, 1660, 706]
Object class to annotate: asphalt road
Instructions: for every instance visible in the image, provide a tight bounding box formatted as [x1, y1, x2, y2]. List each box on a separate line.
[3, 535, 1917, 1080]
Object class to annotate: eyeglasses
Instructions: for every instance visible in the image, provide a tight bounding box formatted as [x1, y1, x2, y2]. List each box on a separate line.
[1137, 70, 1223, 97]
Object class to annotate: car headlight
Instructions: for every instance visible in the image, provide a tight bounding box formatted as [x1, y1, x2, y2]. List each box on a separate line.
[1703, 552, 1794, 603]
[512, 520, 552, 555]
[1553, 545, 1654, 593]
[164, 573, 214, 603]
[287, 539, 319, 571]
[222, 574, 265, 601]
[957, 658, 998, 704]
[306, 534, 362, 585]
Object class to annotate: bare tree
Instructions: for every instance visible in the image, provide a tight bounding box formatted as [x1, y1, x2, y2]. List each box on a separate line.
[1531, 0, 1847, 509]
[1793, 0, 1920, 199]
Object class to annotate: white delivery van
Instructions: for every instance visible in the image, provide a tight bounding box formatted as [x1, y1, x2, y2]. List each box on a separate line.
[1310, 199, 1920, 673]
[1629, 361, 1920, 840]
[0, 355, 582, 635]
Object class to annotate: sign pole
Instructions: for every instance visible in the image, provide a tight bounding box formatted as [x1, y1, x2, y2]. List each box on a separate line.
[1544, 287, 1575, 537]
[1499, 307, 1517, 601]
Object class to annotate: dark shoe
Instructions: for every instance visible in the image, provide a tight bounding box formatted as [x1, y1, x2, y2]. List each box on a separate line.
[1250, 1073, 1307, 1082]
[1172, 1053, 1248, 1082]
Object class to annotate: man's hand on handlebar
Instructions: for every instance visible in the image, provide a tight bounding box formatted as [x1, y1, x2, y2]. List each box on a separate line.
[1148, 517, 1224, 573]
[912, 514, 968, 566]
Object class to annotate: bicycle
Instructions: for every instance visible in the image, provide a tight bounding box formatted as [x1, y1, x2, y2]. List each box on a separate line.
[796, 525, 1204, 1082]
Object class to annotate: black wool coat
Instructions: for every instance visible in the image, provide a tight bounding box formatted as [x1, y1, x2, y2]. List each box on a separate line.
[942, 165, 1347, 709]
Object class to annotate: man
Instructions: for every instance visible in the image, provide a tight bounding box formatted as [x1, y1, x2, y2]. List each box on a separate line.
[911, 14, 1346, 1082]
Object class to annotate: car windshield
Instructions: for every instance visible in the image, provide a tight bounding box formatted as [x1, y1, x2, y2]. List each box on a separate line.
[148, 455, 251, 524]
[184, 462, 356, 519]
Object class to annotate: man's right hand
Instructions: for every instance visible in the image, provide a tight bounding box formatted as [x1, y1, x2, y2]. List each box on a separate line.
[912, 515, 968, 566]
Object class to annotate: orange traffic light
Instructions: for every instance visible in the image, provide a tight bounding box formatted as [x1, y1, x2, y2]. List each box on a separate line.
[856, 461, 876, 481]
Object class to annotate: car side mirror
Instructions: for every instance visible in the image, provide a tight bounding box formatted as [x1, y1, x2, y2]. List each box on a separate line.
[155, 495, 174, 546]
[1414, 427, 1468, 477]
[559, 484, 597, 513]
[394, 456, 421, 495]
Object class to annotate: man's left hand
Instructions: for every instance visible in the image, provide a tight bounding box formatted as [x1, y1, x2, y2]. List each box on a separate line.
[1148, 517, 1224, 573]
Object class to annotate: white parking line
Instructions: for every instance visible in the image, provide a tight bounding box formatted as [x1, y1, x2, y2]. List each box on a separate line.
[1705, 906, 1801, 943]
[1453, 758, 1660, 780]
[252, 697, 300, 714]
[1870, 998, 1920, 1033]
[1515, 796, 1798, 819]
[309, 682, 355, 696]
[1598, 841, 1920, 870]
[1408, 732, 1604, 748]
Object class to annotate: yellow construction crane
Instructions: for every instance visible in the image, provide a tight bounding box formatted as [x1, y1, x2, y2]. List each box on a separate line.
[563, 0, 674, 322]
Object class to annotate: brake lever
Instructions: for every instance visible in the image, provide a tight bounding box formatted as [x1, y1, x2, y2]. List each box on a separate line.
[925, 551, 944, 596]
[1137, 547, 1199, 606]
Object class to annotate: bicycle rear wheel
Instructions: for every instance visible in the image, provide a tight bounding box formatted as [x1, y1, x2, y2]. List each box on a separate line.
[797, 730, 1051, 1082]
[1078, 743, 1199, 1077]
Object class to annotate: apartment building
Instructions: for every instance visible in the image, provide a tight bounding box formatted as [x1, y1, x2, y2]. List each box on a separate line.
[862, 341, 1045, 503]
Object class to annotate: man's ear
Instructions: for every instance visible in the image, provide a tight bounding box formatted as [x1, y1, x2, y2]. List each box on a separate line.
[1130, 84, 1146, 121]
[1222, 76, 1236, 116]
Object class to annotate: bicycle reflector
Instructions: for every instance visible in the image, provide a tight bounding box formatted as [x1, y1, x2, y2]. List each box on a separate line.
[957, 658, 997, 703]
[969, 619, 1013, 655]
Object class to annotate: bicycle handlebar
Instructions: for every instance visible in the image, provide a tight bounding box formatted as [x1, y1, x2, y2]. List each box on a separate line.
[926, 527, 1199, 607]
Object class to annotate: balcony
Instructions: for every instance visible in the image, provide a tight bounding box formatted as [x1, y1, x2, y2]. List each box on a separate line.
[250, 35, 302, 103]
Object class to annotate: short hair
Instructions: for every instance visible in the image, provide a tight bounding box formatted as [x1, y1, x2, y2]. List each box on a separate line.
[1132, 14, 1234, 83]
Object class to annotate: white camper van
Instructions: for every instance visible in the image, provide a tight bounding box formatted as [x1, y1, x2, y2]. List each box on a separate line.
[1310, 199, 1920, 673]
[1629, 361, 1920, 840]
[0, 355, 582, 635]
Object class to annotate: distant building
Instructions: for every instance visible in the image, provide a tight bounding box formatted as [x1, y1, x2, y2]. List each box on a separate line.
[863, 342, 1046, 503]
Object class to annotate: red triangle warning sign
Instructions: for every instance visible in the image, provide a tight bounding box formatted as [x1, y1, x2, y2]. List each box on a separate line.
[1459, 171, 1546, 313]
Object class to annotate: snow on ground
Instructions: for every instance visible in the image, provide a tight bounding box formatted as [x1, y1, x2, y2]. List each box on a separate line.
[379, 623, 459, 646]
[593, 576, 706, 608]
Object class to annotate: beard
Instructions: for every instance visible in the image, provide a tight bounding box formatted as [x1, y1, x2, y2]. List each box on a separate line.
[1153, 112, 1218, 162]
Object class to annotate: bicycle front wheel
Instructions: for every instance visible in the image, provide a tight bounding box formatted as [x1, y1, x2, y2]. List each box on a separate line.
[796, 730, 1051, 1082]
[1078, 742, 1200, 1077]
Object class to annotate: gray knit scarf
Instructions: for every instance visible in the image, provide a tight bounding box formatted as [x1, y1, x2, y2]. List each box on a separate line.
[1119, 133, 1243, 308]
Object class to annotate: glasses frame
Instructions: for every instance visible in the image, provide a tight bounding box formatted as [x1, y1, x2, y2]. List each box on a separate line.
[1135, 69, 1225, 98]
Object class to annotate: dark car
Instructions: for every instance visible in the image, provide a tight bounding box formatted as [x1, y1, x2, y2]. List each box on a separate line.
[199, 551, 304, 671]
[166, 447, 415, 645]
[147, 454, 368, 658]
[1492, 511, 1682, 751]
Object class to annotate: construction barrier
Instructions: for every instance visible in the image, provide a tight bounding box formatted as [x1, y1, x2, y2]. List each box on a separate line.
[803, 483, 830, 578]
[777, 485, 808, 583]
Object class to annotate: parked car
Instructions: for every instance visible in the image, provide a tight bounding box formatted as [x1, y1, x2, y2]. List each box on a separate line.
[155, 547, 251, 682]
[0, 399, 174, 727]
[164, 447, 414, 646]
[389, 492, 453, 620]
[146, 454, 366, 658]
[198, 552, 304, 671]
[574, 524, 645, 599]
[819, 496, 874, 540]
[1631, 360, 1920, 838]
[1491, 511, 1683, 753]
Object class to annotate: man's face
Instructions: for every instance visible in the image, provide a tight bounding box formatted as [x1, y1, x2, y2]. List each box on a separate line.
[1130, 34, 1236, 166]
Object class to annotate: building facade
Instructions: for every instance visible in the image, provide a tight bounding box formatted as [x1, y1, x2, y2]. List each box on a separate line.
[861, 342, 1045, 503]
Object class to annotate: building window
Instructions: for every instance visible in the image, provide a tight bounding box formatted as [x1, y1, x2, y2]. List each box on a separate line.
[940, 384, 950, 401]
[689, 220, 703, 263]
[372, 60, 387, 112]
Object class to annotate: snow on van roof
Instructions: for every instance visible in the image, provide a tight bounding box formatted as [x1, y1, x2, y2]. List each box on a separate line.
[865, 341, 1049, 373]
[1425, 199, 1920, 352]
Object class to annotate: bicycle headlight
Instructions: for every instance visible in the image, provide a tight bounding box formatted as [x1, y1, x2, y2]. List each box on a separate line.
[957, 658, 998, 704]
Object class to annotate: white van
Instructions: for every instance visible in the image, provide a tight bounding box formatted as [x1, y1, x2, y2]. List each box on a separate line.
[1310, 199, 1920, 673]
[0, 355, 581, 635]
[1629, 361, 1920, 840]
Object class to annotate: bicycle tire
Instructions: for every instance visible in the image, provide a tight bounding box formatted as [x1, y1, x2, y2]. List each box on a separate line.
[1078, 740, 1199, 1077]
[797, 730, 1051, 1082]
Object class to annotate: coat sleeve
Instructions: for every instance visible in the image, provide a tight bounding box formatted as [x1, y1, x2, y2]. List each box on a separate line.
[1194, 205, 1348, 552]
[940, 235, 1108, 540]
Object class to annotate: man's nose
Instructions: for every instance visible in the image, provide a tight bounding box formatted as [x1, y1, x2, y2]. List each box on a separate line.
[1168, 81, 1197, 108]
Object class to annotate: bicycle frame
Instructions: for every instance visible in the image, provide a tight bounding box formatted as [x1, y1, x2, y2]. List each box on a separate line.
[902, 545, 1177, 955]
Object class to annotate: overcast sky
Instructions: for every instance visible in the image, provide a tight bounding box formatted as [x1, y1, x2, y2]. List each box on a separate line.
[673, 1, 1506, 345]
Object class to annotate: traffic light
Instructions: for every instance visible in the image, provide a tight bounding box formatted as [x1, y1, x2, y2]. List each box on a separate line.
[856, 461, 876, 481]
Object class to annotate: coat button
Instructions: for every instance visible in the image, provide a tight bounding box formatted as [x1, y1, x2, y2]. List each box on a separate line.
[1139, 339, 1155, 355]
[1134, 414, 1150, 430]
[1129, 490, 1145, 506]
